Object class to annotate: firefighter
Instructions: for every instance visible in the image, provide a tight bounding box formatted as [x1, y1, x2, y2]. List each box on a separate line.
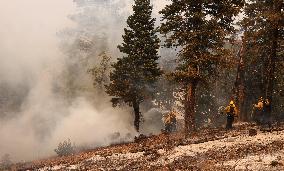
[224, 100, 238, 129]
[254, 97, 264, 109]
[253, 97, 264, 125]
[164, 111, 177, 133]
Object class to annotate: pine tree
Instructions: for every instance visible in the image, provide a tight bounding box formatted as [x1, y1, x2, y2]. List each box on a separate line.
[242, 0, 284, 100]
[240, 0, 283, 117]
[160, 0, 244, 134]
[106, 0, 161, 132]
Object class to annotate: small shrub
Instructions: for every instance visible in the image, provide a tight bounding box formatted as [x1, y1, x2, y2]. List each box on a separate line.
[54, 139, 75, 157]
[270, 160, 283, 167]
[0, 154, 12, 169]
[249, 129, 257, 136]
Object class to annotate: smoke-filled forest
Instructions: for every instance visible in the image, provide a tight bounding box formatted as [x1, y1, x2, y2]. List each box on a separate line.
[0, 0, 283, 170]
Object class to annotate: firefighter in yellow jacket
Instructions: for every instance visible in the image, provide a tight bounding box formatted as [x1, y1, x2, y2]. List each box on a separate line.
[163, 110, 177, 133]
[253, 97, 272, 129]
[253, 97, 264, 124]
[224, 100, 238, 129]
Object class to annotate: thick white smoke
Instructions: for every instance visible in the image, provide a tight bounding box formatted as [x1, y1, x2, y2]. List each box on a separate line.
[0, 0, 168, 162]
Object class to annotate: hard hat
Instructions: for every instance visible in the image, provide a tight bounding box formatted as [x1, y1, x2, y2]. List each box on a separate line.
[230, 101, 234, 105]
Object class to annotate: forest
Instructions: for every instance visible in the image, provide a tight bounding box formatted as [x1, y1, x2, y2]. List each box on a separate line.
[103, 0, 283, 134]
[0, 0, 283, 169]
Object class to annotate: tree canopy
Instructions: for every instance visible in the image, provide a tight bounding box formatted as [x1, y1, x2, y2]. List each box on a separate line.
[106, 0, 161, 131]
[159, 0, 244, 133]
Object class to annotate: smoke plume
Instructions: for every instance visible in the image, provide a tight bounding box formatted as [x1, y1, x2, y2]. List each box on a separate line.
[0, 0, 169, 162]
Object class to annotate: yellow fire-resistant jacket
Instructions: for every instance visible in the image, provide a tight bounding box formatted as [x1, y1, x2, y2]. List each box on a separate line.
[224, 104, 238, 116]
[254, 101, 264, 110]
[164, 111, 177, 124]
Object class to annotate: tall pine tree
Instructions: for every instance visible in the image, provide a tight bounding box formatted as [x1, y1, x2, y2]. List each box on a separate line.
[106, 0, 161, 132]
[240, 0, 283, 118]
[160, 0, 244, 134]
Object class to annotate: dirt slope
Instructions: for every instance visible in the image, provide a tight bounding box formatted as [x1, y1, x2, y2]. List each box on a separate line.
[11, 123, 284, 171]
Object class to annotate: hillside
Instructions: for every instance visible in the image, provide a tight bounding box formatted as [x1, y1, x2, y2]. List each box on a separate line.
[10, 122, 284, 171]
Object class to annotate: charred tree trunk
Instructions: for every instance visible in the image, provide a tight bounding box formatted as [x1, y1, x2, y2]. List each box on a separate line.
[234, 45, 246, 121]
[133, 100, 140, 132]
[184, 80, 198, 136]
[265, 1, 281, 103]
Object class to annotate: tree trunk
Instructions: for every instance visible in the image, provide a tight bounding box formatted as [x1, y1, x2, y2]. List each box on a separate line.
[133, 100, 140, 132]
[266, 27, 278, 102]
[184, 80, 198, 136]
[235, 45, 246, 121]
[266, 1, 280, 102]
[238, 83, 246, 120]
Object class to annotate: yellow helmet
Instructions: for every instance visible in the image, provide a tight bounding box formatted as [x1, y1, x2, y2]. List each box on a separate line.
[229, 101, 234, 105]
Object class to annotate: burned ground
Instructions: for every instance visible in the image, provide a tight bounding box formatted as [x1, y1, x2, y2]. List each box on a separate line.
[9, 122, 284, 171]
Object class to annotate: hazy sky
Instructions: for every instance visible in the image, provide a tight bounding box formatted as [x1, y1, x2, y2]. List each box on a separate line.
[0, 0, 169, 84]
[0, 0, 75, 85]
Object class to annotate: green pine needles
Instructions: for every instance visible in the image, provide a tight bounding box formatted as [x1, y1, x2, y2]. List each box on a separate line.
[106, 0, 161, 132]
